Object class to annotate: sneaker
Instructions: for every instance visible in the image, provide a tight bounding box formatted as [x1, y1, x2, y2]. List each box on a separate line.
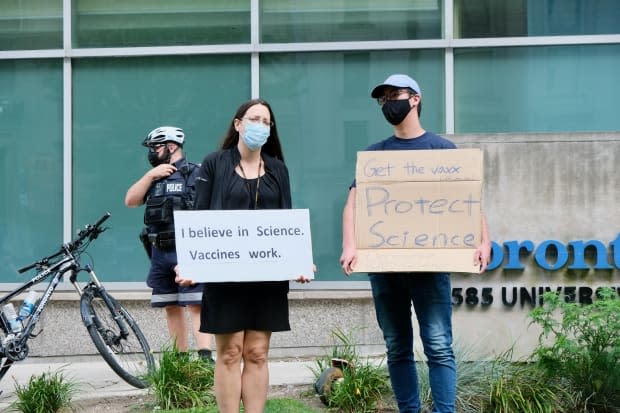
[198, 349, 215, 364]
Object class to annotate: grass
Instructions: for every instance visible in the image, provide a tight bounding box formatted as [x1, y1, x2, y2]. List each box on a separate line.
[145, 345, 215, 410]
[9, 369, 78, 413]
[149, 397, 321, 412]
[482, 362, 568, 413]
[143, 346, 322, 412]
[310, 328, 392, 412]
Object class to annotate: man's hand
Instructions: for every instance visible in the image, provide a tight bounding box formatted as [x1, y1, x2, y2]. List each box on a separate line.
[474, 241, 491, 273]
[125, 163, 177, 207]
[340, 188, 357, 276]
[148, 163, 177, 180]
[174, 265, 195, 287]
[339, 246, 357, 276]
[475, 213, 492, 273]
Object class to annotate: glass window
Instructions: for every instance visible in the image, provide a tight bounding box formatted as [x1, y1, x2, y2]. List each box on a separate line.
[72, 55, 250, 281]
[73, 0, 250, 48]
[260, 50, 444, 280]
[0, 60, 63, 282]
[455, 0, 620, 38]
[261, 0, 443, 43]
[0, 0, 62, 50]
[454, 44, 620, 133]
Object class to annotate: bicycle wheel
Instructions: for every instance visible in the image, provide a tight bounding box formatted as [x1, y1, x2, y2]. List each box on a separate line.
[81, 288, 155, 388]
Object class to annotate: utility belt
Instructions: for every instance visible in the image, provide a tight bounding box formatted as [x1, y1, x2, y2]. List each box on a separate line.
[148, 230, 176, 250]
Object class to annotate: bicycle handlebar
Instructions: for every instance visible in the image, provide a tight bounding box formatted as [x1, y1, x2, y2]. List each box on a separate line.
[17, 212, 111, 274]
[72, 211, 111, 246]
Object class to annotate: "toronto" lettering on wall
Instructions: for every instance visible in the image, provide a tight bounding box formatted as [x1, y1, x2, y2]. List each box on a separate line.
[452, 234, 620, 308]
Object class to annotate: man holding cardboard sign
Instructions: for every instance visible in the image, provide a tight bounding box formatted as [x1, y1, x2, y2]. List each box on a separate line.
[340, 74, 491, 413]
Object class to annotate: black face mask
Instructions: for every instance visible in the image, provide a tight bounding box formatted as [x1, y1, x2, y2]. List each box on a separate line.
[147, 147, 171, 167]
[381, 99, 413, 125]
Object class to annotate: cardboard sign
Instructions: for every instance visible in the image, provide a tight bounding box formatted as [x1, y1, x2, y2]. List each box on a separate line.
[173, 209, 314, 282]
[354, 149, 483, 273]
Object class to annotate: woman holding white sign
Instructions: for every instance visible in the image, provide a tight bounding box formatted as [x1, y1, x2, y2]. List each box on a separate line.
[176, 99, 310, 413]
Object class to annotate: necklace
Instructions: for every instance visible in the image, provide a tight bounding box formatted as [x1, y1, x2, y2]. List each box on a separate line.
[238, 158, 262, 209]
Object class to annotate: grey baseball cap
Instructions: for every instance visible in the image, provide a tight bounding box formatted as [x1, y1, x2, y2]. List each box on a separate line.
[371, 74, 422, 98]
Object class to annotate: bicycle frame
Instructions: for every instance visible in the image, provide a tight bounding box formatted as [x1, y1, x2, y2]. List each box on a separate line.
[0, 255, 74, 381]
[1, 212, 125, 375]
[0, 212, 153, 389]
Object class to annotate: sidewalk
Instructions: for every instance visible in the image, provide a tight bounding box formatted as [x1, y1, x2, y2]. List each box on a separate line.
[0, 356, 317, 410]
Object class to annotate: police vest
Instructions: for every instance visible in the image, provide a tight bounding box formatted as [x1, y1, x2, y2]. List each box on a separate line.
[143, 162, 197, 232]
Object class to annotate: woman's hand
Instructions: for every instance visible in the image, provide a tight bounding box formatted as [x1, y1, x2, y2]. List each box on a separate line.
[294, 264, 317, 283]
[174, 264, 195, 287]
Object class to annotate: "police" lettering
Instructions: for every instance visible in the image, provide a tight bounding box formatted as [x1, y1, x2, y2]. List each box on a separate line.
[166, 183, 183, 193]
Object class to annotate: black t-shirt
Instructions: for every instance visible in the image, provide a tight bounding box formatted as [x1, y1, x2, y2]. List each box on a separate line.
[350, 132, 456, 188]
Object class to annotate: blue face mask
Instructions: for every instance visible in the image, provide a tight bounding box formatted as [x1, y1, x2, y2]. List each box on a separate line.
[241, 122, 270, 151]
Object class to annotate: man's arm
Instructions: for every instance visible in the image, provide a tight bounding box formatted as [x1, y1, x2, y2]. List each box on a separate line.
[339, 187, 357, 275]
[475, 212, 492, 273]
[124, 164, 176, 207]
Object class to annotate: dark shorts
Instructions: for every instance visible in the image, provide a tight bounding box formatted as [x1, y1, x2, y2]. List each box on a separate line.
[147, 246, 203, 307]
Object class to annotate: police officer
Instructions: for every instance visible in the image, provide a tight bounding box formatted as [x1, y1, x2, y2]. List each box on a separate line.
[125, 126, 214, 361]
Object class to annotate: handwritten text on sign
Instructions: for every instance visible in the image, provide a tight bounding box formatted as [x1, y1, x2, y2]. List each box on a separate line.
[354, 149, 483, 273]
[174, 209, 314, 282]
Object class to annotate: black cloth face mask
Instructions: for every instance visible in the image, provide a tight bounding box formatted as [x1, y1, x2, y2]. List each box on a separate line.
[147, 147, 171, 167]
[381, 99, 413, 125]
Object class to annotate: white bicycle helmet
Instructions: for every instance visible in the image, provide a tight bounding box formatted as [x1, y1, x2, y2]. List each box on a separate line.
[142, 126, 185, 147]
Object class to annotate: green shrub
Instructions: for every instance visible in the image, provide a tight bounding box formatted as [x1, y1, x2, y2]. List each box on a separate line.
[453, 356, 495, 413]
[529, 287, 620, 412]
[481, 359, 569, 413]
[415, 341, 488, 413]
[327, 362, 391, 413]
[310, 328, 359, 376]
[311, 328, 390, 413]
[418, 341, 568, 413]
[416, 339, 500, 413]
[10, 369, 78, 413]
[146, 344, 216, 410]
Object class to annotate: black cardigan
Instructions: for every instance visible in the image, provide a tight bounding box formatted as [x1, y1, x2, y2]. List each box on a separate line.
[193, 146, 292, 211]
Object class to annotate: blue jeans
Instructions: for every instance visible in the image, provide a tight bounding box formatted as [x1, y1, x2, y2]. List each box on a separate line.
[370, 273, 456, 413]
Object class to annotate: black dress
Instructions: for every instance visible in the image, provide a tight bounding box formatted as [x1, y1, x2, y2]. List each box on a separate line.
[195, 147, 292, 334]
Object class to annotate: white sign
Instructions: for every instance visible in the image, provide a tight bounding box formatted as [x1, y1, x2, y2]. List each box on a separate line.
[173, 209, 314, 282]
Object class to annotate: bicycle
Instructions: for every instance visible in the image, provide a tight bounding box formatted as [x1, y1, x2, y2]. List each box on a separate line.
[0, 212, 155, 389]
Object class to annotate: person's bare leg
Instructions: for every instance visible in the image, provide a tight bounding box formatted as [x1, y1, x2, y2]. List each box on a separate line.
[188, 304, 214, 352]
[165, 305, 188, 351]
[240, 330, 271, 413]
[214, 332, 244, 413]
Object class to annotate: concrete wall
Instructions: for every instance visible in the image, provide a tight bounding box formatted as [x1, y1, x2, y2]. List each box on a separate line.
[8, 132, 620, 362]
[451, 132, 620, 359]
[22, 290, 383, 360]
